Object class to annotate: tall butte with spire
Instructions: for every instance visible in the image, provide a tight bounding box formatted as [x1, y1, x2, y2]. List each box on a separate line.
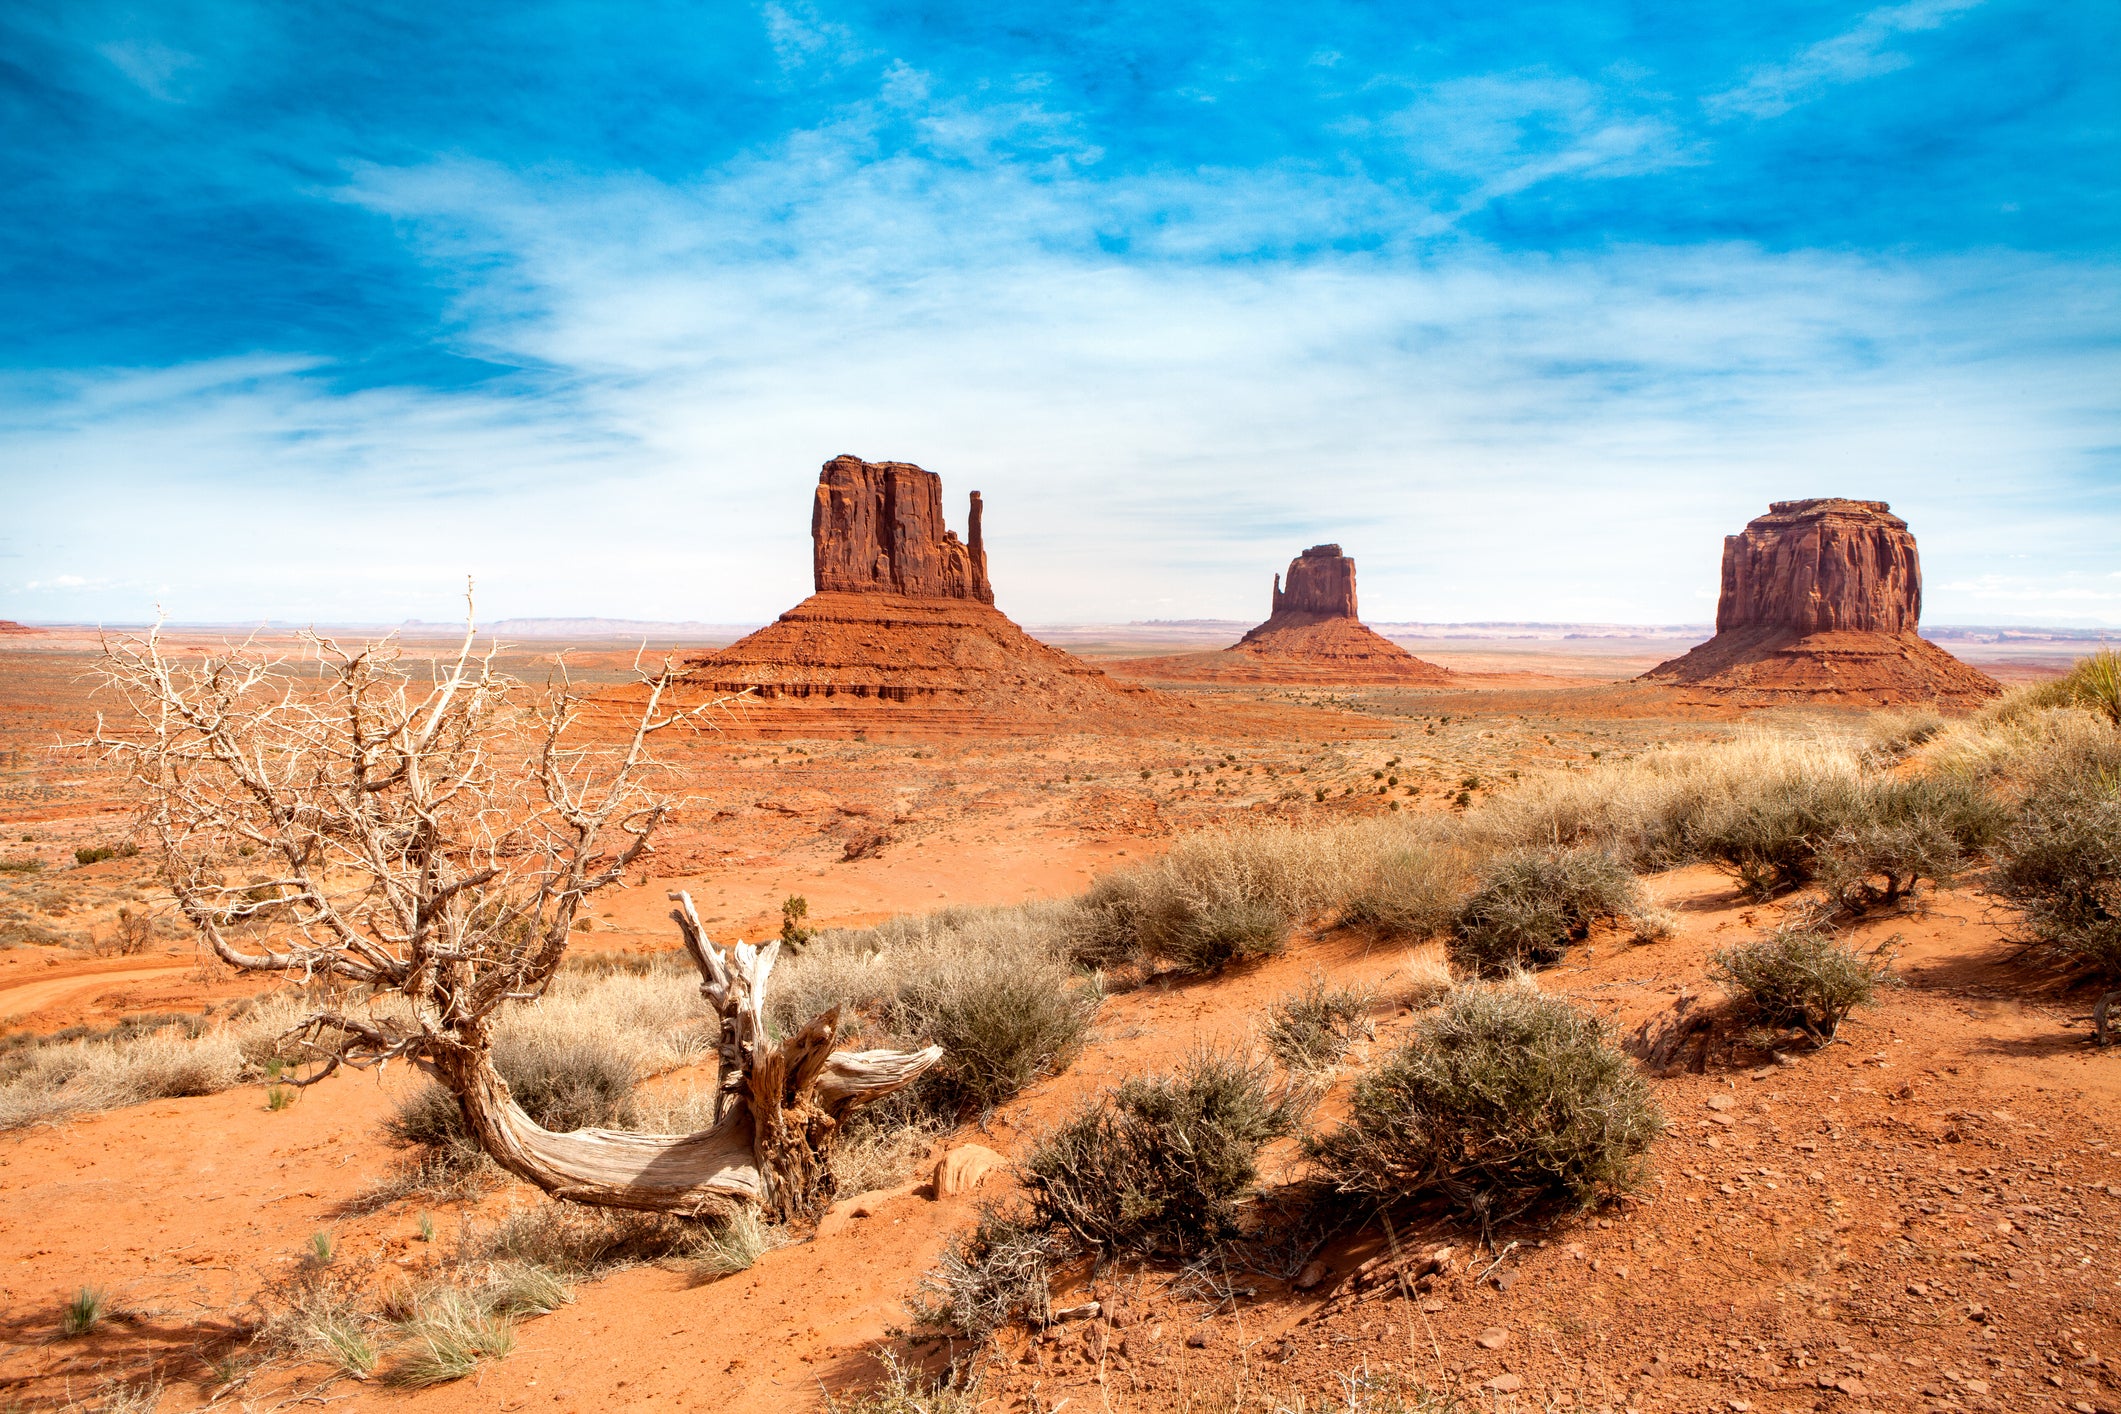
[689, 456, 1149, 725]
[1640, 498, 1998, 705]
[1110, 543, 1450, 684]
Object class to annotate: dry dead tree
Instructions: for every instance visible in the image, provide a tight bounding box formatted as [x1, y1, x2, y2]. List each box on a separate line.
[91, 605, 939, 1223]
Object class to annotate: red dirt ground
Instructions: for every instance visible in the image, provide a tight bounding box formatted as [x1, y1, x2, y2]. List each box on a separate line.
[0, 633, 2111, 1414]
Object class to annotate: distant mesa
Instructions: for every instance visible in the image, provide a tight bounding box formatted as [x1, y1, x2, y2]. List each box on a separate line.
[1639, 498, 1999, 705]
[687, 455, 1153, 725]
[0, 620, 36, 635]
[1110, 544, 1451, 685]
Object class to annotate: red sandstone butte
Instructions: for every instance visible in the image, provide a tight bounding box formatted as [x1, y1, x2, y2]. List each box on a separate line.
[812, 455, 992, 604]
[1641, 498, 1999, 705]
[688, 456, 1153, 727]
[1111, 544, 1450, 685]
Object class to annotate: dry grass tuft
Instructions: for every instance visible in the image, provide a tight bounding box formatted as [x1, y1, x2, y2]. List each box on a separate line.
[1260, 974, 1373, 1071]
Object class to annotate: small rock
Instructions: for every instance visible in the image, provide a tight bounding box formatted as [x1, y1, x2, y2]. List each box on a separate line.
[1420, 1299, 1446, 1314]
[1908, 1282, 1929, 1297]
[1835, 1377, 1868, 1397]
[1963, 1378, 1989, 1395]
[1295, 1260, 1329, 1290]
[1185, 1329, 1211, 1349]
[1485, 1373, 1525, 1393]
[1476, 1327, 1511, 1350]
[932, 1143, 1008, 1198]
[1706, 1095, 1735, 1111]
[1051, 1302, 1100, 1323]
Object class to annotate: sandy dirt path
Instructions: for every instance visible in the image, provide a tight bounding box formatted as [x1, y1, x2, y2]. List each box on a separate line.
[0, 962, 194, 1022]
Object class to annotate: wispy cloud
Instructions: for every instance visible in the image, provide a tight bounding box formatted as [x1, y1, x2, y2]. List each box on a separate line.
[1706, 0, 1987, 121]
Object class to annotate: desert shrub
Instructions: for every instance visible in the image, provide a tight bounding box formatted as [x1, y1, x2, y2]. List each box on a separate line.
[691, 1206, 790, 1280]
[2051, 649, 2121, 727]
[1260, 975, 1372, 1071]
[272, 1287, 380, 1377]
[1066, 823, 1355, 975]
[1993, 776, 2121, 1040]
[1020, 1048, 1303, 1254]
[0, 1028, 246, 1129]
[1861, 708, 1949, 765]
[773, 905, 1099, 1119]
[1307, 986, 1662, 1223]
[826, 1350, 986, 1414]
[1710, 926, 1892, 1042]
[907, 1205, 1067, 1339]
[1450, 847, 1642, 975]
[383, 1291, 515, 1387]
[1811, 774, 2006, 915]
[1341, 844, 1465, 939]
[61, 1286, 107, 1336]
[1694, 771, 1870, 898]
[1463, 731, 1865, 868]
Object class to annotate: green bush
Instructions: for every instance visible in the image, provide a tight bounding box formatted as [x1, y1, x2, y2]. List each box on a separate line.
[1450, 847, 1642, 975]
[1695, 773, 1869, 899]
[1307, 987, 1662, 1223]
[1021, 1049, 1303, 1254]
[1710, 927, 1890, 1042]
[1994, 778, 2121, 1041]
[1260, 975, 1372, 1071]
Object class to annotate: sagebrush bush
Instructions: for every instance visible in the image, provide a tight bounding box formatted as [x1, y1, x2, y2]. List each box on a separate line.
[1260, 975, 1372, 1071]
[1450, 847, 1642, 975]
[908, 1205, 1067, 1339]
[1021, 1048, 1303, 1254]
[1994, 776, 2121, 1040]
[1710, 927, 1890, 1042]
[1341, 844, 1465, 939]
[1307, 986, 1662, 1223]
[772, 905, 1099, 1118]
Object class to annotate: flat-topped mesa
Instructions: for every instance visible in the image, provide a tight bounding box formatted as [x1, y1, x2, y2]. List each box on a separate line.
[1269, 544, 1358, 621]
[1718, 498, 1919, 635]
[812, 455, 991, 604]
[1642, 497, 1997, 706]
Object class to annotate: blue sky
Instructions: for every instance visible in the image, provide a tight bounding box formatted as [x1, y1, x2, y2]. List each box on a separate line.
[3, 0, 2117, 626]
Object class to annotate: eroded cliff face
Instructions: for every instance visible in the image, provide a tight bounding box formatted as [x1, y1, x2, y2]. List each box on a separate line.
[810, 455, 992, 604]
[1270, 545, 1359, 620]
[1717, 499, 1920, 635]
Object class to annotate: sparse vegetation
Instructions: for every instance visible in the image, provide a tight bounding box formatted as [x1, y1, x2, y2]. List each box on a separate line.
[1020, 1048, 1303, 1254]
[1710, 926, 1892, 1044]
[773, 905, 1099, 1118]
[907, 1205, 1066, 1339]
[61, 1285, 107, 1336]
[1450, 847, 1642, 975]
[1260, 974, 1372, 1070]
[691, 1207, 789, 1280]
[383, 1291, 516, 1387]
[1994, 768, 2121, 1043]
[1342, 843, 1464, 939]
[1308, 986, 1662, 1224]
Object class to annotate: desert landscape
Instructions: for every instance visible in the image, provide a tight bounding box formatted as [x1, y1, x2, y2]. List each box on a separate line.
[0, 461, 2115, 1414]
[8, 6, 2117, 1411]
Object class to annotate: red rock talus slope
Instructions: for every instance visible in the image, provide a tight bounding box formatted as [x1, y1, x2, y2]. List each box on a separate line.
[1111, 544, 1451, 685]
[1641, 498, 1999, 705]
[689, 456, 1157, 730]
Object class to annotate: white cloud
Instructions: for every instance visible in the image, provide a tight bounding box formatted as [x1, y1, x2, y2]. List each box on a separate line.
[96, 38, 202, 102]
[1705, 0, 1986, 121]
